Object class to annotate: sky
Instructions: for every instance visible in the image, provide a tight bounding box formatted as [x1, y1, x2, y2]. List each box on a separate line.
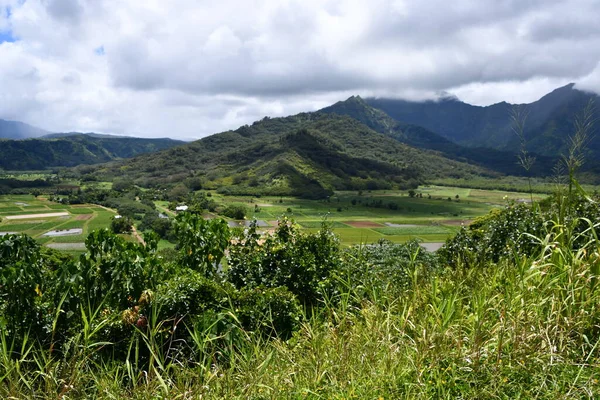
[1, 0, 600, 140]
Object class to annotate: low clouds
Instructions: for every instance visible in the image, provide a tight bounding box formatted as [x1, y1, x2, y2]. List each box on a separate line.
[1, 0, 600, 139]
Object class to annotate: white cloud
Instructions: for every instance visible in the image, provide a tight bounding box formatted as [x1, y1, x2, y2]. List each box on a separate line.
[0, 0, 599, 139]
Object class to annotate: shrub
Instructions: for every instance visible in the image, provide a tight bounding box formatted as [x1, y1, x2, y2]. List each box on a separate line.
[342, 239, 440, 299]
[154, 271, 231, 321]
[227, 218, 341, 305]
[221, 204, 247, 220]
[0, 234, 45, 338]
[234, 286, 301, 340]
[174, 213, 230, 277]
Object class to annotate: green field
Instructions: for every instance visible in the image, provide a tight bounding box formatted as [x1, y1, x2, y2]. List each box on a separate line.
[0, 195, 117, 255]
[1, 186, 550, 251]
[210, 185, 549, 246]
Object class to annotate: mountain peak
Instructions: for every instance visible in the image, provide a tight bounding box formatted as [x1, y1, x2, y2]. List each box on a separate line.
[345, 95, 366, 104]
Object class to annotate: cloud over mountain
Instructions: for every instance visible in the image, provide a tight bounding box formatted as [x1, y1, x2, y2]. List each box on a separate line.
[1, 0, 600, 139]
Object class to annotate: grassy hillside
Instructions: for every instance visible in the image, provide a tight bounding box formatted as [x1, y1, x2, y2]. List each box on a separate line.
[0, 134, 185, 170]
[76, 113, 496, 197]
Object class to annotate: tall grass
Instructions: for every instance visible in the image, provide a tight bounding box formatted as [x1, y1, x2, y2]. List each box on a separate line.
[1, 216, 598, 398]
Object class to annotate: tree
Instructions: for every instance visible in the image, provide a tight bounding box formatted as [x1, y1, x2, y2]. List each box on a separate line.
[112, 178, 135, 192]
[222, 204, 247, 220]
[408, 190, 416, 198]
[111, 216, 133, 234]
[167, 184, 189, 202]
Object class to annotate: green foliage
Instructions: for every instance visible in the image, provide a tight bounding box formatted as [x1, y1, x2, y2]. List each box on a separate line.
[111, 216, 133, 234]
[439, 203, 545, 267]
[174, 213, 230, 277]
[154, 270, 231, 321]
[111, 178, 135, 192]
[0, 234, 44, 337]
[234, 286, 300, 340]
[167, 183, 189, 202]
[76, 229, 161, 310]
[188, 191, 217, 213]
[0, 182, 599, 398]
[343, 239, 439, 299]
[139, 212, 173, 240]
[221, 204, 247, 220]
[226, 218, 341, 305]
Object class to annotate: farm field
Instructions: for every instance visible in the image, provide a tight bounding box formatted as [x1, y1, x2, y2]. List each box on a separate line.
[209, 185, 548, 246]
[1, 186, 549, 252]
[0, 194, 117, 255]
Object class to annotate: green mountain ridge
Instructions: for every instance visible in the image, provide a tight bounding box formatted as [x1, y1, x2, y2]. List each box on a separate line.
[319, 96, 558, 176]
[0, 134, 185, 170]
[78, 113, 495, 197]
[365, 83, 600, 161]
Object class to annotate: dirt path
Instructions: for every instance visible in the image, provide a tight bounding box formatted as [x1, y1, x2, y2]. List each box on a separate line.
[156, 204, 176, 216]
[131, 225, 145, 245]
[5, 212, 69, 220]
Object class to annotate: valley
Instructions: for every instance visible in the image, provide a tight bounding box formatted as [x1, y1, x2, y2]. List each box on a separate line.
[0, 180, 550, 254]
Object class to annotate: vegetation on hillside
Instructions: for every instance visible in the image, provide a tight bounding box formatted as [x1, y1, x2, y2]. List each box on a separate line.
[0, 134, 184, 170]
[367, 83, 600, 162]
[321, 95, 558, 176]
[70, 113, 495, 199]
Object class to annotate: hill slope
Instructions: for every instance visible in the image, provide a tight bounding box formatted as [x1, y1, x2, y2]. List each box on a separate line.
[0, 134, 185, 170]
[79, 113, 497, 197]
[320, 96, 557, 176]
[366, 84, 600, 160]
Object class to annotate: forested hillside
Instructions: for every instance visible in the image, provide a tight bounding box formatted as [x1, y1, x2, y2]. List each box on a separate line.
[366, 83, 600, 161]
[0, 134, 185, 170]
[76, 113, 496, 197]
[321, 96, 558, 176]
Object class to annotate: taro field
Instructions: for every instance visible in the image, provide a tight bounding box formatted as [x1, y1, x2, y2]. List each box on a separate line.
[0, 194, 117, 255]
[210, 185, 548, 248]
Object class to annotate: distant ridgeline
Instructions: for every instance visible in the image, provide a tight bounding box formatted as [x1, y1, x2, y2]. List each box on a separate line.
[0, 132, 185, 170]
[365, 83, 600, 169]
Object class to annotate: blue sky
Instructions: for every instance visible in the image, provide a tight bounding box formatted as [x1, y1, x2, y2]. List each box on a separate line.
[0, 5, 14, 43]
[0, 30, 15, 43]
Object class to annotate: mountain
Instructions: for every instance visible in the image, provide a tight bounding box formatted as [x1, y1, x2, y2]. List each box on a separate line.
[79, 112, 497, 198]
[319, 96, 557, 176]
[0, 134, 185, 170]
[365, 84, 600, 161]
[0, 119, 49, 139]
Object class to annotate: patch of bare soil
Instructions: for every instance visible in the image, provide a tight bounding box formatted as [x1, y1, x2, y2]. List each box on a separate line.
[345, 221, 384, 228]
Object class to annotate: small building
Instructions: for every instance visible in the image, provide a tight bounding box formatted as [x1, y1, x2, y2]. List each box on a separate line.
[175, 205, 189, 212]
